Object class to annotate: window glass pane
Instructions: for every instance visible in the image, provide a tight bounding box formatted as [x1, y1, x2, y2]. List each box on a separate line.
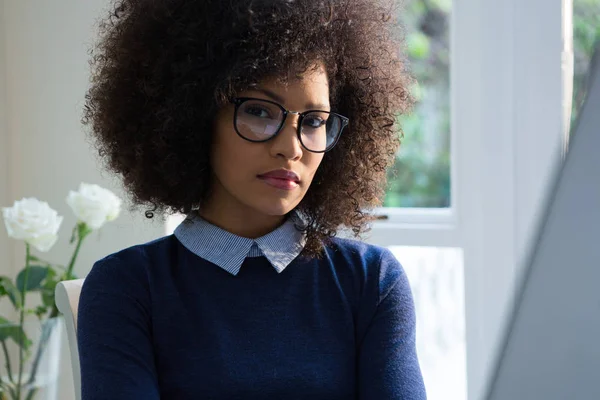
[571, 0, 600, 131]
[384, 0, 451, 208]
[388, 246, 466, 400]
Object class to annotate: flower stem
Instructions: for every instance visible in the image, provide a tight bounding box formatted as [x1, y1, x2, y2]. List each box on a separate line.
[48, 224, 88, 319]
[15, 244, 31, 400]
[24, 319, 55, 387]
[66, 223, 89, 279]
[0, 340, 14, 383]
[23, 388, 37, 400]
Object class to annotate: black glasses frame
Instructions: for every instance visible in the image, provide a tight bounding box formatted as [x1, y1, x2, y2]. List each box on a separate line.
[230, 97, 349, 153]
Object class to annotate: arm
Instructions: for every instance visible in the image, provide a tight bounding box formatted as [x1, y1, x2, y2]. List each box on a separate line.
[358, 248, 427, 399]
[77, 253, 160, 400]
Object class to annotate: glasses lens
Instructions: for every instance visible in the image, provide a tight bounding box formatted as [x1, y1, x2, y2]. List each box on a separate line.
[300, 112, 342, 152]
[236, 99, 284, 141]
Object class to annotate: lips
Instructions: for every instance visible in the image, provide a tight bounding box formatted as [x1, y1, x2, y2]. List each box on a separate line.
[257, 169, 300, 190]
[257, 169, 300, 182]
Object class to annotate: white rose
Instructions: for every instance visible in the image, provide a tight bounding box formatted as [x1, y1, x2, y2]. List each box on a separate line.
[2, 198, 63, 252]
[66, 183, 122, 230]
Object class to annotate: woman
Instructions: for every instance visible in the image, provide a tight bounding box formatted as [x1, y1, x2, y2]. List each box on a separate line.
[78, 0, 426, 398]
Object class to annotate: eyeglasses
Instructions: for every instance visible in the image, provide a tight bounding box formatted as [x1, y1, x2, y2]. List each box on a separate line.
[230, 97, 349, 153]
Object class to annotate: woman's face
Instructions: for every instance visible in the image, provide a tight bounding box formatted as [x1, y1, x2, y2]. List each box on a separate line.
[208, 64, 329, 219]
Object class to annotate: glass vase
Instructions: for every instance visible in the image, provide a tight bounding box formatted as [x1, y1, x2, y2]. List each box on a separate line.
[0, 317, 62, 400]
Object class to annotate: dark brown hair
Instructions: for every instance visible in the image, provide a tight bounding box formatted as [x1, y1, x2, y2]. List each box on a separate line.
[83, 0, 413, 258]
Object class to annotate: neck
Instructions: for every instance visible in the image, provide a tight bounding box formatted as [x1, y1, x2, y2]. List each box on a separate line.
[198, 200, 286, 239]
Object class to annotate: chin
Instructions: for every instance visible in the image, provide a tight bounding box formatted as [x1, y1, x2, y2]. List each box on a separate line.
[252, 199, 299, 217]
[257, 205, 294, 217]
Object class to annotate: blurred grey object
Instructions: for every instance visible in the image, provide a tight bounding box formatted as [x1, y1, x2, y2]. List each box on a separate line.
[485, 42, 600, 400]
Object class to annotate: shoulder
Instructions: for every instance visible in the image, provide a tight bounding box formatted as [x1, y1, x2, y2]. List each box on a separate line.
[323, 237, 409, 301]
[324, 236, 403, 274]
[325, 238, 417, 347]
[82, 235, 178, 297]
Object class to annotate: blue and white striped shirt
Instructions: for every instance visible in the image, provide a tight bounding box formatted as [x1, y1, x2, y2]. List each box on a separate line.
[174, 211, 306, 276]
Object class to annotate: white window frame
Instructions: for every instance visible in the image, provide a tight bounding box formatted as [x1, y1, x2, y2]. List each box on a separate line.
[366, 1, 572, 399]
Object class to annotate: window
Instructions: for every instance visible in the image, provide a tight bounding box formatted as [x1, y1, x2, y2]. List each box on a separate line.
[369, 1, 581, 399]
[389, 246, 466, 400]
[376, 2, 466, 399]
[571, 0, 600, 130]
[384, 0, 451, 208]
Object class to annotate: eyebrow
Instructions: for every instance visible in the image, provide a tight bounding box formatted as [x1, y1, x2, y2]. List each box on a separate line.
[253, 87, 331, 111]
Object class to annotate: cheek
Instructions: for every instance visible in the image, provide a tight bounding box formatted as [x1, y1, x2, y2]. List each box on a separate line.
[303, 153, 325, 183]
[211, 131, 260, 182]
[211, 123, 235, 180]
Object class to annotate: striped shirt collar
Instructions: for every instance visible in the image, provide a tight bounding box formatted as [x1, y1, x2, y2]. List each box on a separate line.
[174, 211, 306, 276]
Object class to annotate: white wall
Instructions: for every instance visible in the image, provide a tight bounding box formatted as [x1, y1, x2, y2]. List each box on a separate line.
[0, 1, 165, 398]
[0, 1, 11, 282]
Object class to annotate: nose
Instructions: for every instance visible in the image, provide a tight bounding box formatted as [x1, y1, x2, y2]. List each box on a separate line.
[269, 113, 303, 161]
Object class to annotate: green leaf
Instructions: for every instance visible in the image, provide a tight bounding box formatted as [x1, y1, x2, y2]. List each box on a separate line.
[407, 32, 431, 60]
[16, 266, 49, 292]
[0, 316, 31, 351]
[34, 305, 48, 319]
[0, 277, 21, 308]
[41, 288, 55, 309]
[45, 267, 57, 281]
[0, 316, 12, 336]
[431, 0, 452, 13]
[41, 267, 60, 308]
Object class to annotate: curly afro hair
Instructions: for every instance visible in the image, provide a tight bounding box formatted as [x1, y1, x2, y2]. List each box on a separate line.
[82, 0, 413, 258]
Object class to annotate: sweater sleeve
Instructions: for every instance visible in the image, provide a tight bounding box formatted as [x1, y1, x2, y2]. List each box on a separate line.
[357, 248, 427, 399]
[77, 252, 160, 400]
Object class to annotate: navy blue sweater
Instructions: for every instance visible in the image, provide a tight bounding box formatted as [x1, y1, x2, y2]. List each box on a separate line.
[77, 235, 426, 399]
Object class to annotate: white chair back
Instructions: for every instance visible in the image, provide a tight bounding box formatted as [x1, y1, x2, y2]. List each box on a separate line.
[55, 279, 85, 400]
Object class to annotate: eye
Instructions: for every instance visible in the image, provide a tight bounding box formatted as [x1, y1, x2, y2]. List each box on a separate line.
[303, 116, 327, 129]
[244, 105, 272, 118]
